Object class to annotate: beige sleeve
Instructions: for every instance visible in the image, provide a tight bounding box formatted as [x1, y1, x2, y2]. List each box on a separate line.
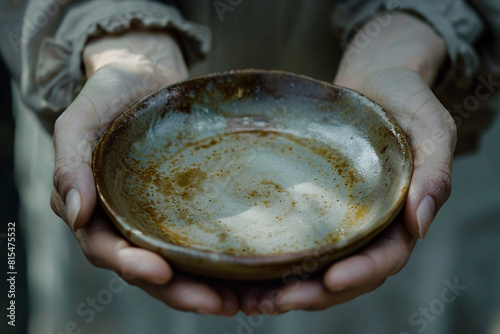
[12, 0, 211, 131]
[332, 0, 500, 154]
[331, 0, 485, 87]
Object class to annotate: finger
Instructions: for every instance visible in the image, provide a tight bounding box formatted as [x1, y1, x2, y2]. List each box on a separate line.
[52, 116, 96, 231]
[353, 68, 456, 238]
[265, 278, 385, 313]
[250, 223, 412, 314]
[50, 187, 68, 222]
[215, 286, 240, 317]
[402, 101, 455, 239]
[389, 87, 455, 238]
[135, 275, 225, 315]
[241, 285, 272, 316]
[324, 219, 417, 292]
[52, 84, 113, 230]
[75, 213, 172, 285]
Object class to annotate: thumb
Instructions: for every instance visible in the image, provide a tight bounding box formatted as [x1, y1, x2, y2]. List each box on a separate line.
[52, 108, 98, 230]
[370, 72, 456, 239]
[403, 102, 456, 239]
[52, 89, 105, 230]
[338, 68, 457, 239]
[52, 64, 177, 230]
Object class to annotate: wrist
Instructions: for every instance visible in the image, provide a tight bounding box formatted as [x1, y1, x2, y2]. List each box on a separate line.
[335, 12, 446, 87]
[82, 30, 188, 79]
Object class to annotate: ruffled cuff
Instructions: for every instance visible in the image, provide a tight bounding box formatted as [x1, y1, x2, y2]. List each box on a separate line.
[332, 0, 484, 87]
[36, 1, 211, 111]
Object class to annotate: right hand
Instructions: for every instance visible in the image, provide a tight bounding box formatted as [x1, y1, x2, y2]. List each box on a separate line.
[50, 31, 239, 316]
[239, 12, 456, 316]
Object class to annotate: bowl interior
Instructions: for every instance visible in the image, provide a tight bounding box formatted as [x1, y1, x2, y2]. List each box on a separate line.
[93, 70, 412, 279]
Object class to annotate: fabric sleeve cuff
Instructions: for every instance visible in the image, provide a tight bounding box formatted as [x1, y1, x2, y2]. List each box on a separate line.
[332, 0, 484, 87]
[36, 1, 211, 110]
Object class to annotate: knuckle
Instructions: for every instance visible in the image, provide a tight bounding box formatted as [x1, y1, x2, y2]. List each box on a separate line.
[432, 163, 453, 203]
[50, 197, 65, 220]
[92, 63, 122, 78]
[50, 202, 63, 219]
[73, 231, 104, 268]
[53, 113, 68, 147]
[53, 114, 64, 134]
[122, 276, 139, 286]
[84, 253, 104, 268]
[381, 229, 414, 276]
[443, 112, 458, 148]
[360, 253, 379, 274]
[392, 255, 411, 276]
[81, 245, 104, 268]
[375, 279, 386, 289]
[53, 160, 73, 193]
[413, 112, 457, 164]
[433, 106, 457, 143]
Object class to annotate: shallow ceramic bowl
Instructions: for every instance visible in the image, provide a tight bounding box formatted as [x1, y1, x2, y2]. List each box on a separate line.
[93, 69, 412, 280]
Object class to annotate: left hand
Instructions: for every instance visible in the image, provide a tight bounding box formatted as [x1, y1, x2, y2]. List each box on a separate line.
[239, 12, 457, 315]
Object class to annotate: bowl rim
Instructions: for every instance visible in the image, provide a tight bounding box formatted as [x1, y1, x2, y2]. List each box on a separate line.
[92, 68, 413, 268]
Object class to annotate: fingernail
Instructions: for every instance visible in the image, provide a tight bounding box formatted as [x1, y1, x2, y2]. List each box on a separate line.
[258, 300, 277, 315]
[66, 189, 81, 229]
[275, 295, 298, 313]
[416, 195, 435, 239]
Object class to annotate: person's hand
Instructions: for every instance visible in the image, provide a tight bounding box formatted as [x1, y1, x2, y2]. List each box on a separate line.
[240, 13, 456, 315]
[49, 31, 239, 316]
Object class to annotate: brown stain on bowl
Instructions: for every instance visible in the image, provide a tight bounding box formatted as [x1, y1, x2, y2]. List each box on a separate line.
[156, 167, 207, 201]
[158, 224, 204, 247]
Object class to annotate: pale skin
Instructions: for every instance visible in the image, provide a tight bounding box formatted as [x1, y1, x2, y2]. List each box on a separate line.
[50, 13, 456, 316]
